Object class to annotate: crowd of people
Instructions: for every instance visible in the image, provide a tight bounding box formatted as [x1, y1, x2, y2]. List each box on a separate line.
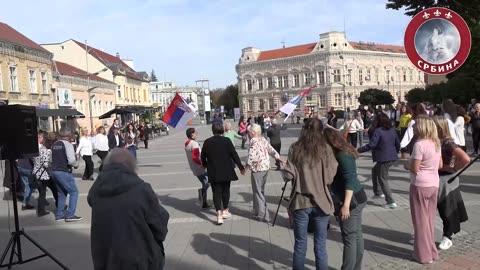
[2, 118, 153, 222]
[182, 99, 477, 269]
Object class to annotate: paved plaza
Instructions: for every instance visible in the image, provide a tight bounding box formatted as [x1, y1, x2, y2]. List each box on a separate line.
[1, 122, 480, 270]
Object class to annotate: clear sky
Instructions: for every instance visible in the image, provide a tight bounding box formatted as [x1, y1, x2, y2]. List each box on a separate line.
[1, 0, 410, 88]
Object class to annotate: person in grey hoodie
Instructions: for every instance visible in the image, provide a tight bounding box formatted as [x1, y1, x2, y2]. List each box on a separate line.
[88, 148, 169, 270]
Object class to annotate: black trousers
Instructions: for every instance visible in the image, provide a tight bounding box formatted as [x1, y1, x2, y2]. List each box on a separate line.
[37, 179, 58, 214]
[211, 181, 231, 211]
[82, 155, 94, 179]
[271, 143, 281, 168]
[144, 139, 149, 149]
[96, 151, 108, 171]
[347, 132, 358, 148]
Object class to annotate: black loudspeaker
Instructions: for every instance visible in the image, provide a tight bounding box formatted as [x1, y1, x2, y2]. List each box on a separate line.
[0, 105, 39, 160]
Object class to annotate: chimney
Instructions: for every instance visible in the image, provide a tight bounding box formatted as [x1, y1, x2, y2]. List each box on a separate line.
[116, 52, 120, 58]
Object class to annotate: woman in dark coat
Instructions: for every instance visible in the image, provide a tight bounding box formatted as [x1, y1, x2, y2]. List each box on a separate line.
[201, 123, 245, 225]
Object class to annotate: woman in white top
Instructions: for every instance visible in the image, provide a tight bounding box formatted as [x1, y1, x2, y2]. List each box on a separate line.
[94, 126, 109, 171]
[328, 112, 363, 148]
[455, 106, 466, 151]
[76, 129, 94, 180]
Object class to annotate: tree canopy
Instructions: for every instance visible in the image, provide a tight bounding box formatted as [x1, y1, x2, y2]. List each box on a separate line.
[150, 69, 158, 82]
[358, 88, 395, 106]
[210, 84, 239, 111]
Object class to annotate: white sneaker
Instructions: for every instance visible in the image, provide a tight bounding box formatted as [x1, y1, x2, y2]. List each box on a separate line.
[439, 236, 452, 250]
[386, 202, 398, 209]
[222, 212, 232, 219]
[372, 194, 385, 199]
[217, 217, 224, 225]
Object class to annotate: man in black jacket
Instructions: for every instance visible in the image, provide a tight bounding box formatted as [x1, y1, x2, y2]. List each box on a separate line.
[108, 127, 125, 150]
[266, 119, 287, 170]
[88, 148, 169, 270]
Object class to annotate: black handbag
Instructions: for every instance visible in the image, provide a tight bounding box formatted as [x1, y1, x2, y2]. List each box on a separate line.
[28, 166, 46, 189]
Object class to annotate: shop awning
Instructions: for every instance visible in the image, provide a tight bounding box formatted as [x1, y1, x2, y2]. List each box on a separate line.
[98, 107, 137, 119]
[36, 108, 85, 118]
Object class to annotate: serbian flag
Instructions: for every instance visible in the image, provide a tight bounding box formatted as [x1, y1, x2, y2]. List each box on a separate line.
[162, 93, 196, 128]
[278, 87, 312, 117]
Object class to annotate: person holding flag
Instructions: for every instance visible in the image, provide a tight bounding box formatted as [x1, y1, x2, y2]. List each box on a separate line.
[277, 87, 312, 123]
[162, 93, 197, 128]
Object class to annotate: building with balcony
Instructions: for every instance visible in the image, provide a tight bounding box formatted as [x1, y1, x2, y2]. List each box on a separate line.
[0, 22, 55, 108]
[52, 61, 117, 131]
[236, 31, 426, 116]
[41, 40, 151, 108]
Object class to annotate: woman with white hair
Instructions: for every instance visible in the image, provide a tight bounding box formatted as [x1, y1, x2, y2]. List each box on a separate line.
[224, 122, 243, 147]
[246, 124, 285, 223]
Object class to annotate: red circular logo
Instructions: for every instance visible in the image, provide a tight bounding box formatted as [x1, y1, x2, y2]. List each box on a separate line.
[404, 7, 471, 75]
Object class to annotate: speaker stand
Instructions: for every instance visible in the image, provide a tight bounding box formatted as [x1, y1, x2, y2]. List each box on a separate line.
[0, 160, 69, 269]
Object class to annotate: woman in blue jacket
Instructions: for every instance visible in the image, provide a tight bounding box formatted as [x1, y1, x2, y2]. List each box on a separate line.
[358, 112, 400, 209]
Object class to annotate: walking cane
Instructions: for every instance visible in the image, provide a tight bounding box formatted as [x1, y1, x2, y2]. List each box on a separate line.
[272, 181, 288, 227]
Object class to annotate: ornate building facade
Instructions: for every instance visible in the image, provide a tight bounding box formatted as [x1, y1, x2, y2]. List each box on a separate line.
[236, 31, 426, 116]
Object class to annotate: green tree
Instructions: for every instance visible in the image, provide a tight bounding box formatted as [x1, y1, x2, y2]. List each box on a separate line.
[358, 88, 395, 106]
[405, 87, 426, 104]
[210, 84, 239, 112]
[386, 0, 480, 84]
[150, 69, 158, 82]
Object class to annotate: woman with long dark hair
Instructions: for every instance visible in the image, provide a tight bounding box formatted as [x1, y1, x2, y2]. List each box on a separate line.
[324, 128, 367, 270]
[359, 113, 400, 209]
[433, 116, 470, 251]
[283, 118, 338, 269]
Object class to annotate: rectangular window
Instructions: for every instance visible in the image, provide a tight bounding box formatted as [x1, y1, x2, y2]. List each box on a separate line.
[278, 77, 284, 88]
[358, 69, 363, 83]
[386, 70, 391, 82]
[41, 72, 47, 94]
[333, 69, 341, 83]
[258, 79, 263, 90]
[9, 66, 18, 92]
[267, 77, 273, 89]
[79, 100, 84, 113]
[117, 86, 122, 98]
[304, 73, 311, 85]
[248, 100, 253, 111]
[418, 70, 422, 81]
[247, 79, 252, 91]
[403, 70, 407, 82]
[318, 71, 325, 85]
[335, 93, 342, 106]
[306, 95, 312, 101]
[268, 98, 274, 110]
[294, 74, 300, 87]
[259, 99, 265, 110]
[409, 69, 413, 81]
[366, 69, 371, 81]
[93, 100, 97, 116]
[283, 76, 288, 88]
[346, 69, 352, 84]
[319, 95, 326, 107]
[375, 68, 380, 82]
[29, 70, 37, 93]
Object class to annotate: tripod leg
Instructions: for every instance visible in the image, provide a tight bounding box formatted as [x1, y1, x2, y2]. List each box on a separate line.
[8, 234, 17, 269]
[272, 182, 288, 227]
[22, 232, 69, 270]
[0, 234, 15, 266]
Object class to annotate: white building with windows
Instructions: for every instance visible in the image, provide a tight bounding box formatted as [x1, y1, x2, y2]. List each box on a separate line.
[149, 81, 201, 112]
[236, 31, 426, 116]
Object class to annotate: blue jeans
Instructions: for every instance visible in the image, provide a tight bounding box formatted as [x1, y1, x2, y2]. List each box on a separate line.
[18, 167, 33, 205]
[127, 145, 137, 159]
[52, 171, 79, 219]
[196, 173, 210, 192]
[293, 207, 330, 270]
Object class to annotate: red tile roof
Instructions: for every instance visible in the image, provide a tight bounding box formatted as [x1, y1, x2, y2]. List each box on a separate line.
[0, 22, 50, 53]
[257, 43, 317, 61]
[53, 61, 114, 84]
[349, 42, 405, 53]
[255, 41, 405, 61]
[72, 40, 145, 81]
